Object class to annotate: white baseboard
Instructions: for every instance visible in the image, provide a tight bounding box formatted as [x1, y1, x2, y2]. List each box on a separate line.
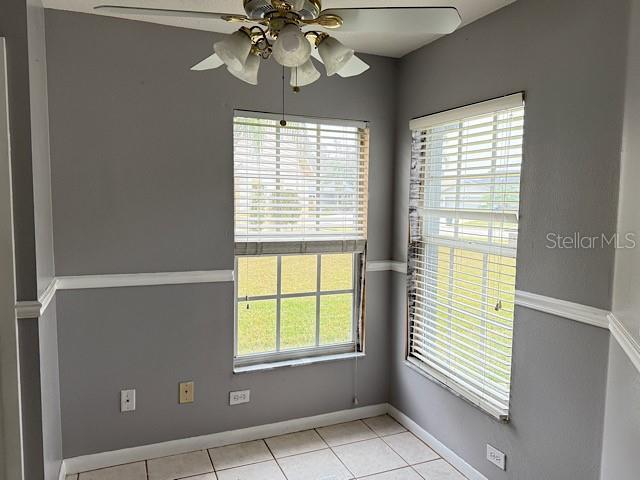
[387, 405, 488, 480]
[64, 403, 387, 474]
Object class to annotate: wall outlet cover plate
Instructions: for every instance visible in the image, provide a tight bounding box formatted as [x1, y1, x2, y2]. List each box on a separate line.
[487, 444, 506, 470]
[179, 381, 195, 404]
[229, 389, 250, 405]
[120, 389, 136, 412]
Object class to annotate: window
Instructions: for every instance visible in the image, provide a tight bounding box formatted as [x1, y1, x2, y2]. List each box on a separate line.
[407, 93, 525, 420]
[233, 111, 369, 367]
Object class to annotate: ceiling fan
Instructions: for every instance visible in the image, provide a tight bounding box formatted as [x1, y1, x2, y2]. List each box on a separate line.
[94, 1, 461, 89]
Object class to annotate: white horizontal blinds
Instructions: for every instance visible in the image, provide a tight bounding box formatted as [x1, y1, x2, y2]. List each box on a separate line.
[407, 93, 524, 420]
[234, 113, 369, 247]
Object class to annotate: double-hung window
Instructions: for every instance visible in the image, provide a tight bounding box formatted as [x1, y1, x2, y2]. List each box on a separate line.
[407, 94, 525, 420]
[233, 111, 369, 368]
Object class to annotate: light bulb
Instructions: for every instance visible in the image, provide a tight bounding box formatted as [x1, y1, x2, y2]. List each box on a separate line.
[318, 36, 354, 76]
[227, 54, 260, 85]
[290, 59, 320, 87]
[272, 23, 311, 68]
[214, 30, 252, 72]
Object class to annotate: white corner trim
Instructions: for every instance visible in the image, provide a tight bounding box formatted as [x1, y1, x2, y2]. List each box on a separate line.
[366, 260, 395, 271]
[56, 269, 234, 290]
[515, 290, 609, 329]
[390, 261, 407, 274]
[608, 312, 640, 373]
[367, 260, 406, 273]
[38, 278, 58, 314]
[57, 460, 67, 480]
[387, 405, 488, 480]
[14, 300, 41, 319]
[63, 403, 388, 474]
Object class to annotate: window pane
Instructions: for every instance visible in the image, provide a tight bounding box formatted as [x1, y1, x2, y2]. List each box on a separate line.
[281, 297, 316, 350]
[321, 254, 353, 291]
[320, 294, 353, 345]
[237, 299, 276, 355]
[237, 256, 277, 298]
[281, 255, 317, 294]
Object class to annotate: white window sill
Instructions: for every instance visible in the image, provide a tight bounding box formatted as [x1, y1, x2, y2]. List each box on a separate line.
[234, 352, 365, 374]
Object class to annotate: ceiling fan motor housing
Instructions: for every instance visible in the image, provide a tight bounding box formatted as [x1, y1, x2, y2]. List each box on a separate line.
[243, 0, 321, 20]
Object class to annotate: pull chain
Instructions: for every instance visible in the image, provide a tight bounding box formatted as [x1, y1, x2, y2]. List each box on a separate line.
[280, 65, 287, 127]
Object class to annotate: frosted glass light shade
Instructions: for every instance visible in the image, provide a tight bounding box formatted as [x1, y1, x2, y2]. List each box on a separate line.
[318, 36, 354, 76]
[290, 59, 320, 87]
[272, 23, 311, 67]
[227, 54, 260, 85]
[214, 30, 252, 72]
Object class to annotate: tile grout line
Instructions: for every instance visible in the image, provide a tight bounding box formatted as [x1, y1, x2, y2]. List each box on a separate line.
[263, 438, 290, 480]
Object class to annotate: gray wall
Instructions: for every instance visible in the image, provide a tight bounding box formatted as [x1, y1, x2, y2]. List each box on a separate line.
[600, 339, 640, 480]
[601, 1, 640, 478]
[45, 10, 396, 457]
[390, 0, 627, 478]
[0, 0, 37, 302]
[1, 1, 61, 478]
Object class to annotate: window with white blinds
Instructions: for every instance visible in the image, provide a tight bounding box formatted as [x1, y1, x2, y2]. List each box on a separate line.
[233, 111, 369, 367]
[407, 93, 525, 420]
[234, 112, 369, 245]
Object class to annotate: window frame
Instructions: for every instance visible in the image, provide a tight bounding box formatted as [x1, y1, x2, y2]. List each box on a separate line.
[233, 252, 364, 367]
[406, 93, 525, 421]
[232, 111, 370, 369]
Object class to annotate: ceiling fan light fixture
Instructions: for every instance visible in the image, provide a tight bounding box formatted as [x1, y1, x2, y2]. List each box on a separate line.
[227, 53, 260, 85]
[290, 58, 320, 87]
[272, 23, 311, 67]
[317, 36, 354, 76]
[214, 29, 252, 71]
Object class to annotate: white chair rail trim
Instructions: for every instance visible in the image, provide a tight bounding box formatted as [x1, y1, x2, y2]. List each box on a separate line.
[514, 290, 610, 329]
[13, 262, 640, 375]
[608, 312, 640, 373]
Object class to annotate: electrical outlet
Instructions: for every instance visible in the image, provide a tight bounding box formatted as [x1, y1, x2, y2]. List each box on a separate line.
[229, 389, 250, 405]
[487, 444, 506, 470]
[120, 389, 136, 412]
[179, 381, 194, 404]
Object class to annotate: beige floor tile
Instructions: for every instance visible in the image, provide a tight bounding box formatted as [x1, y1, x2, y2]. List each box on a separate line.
[66, 475, 79, 480]
[316, 420, 376, 447]
[180, 475, 217, 480]
[277, 448, 352, 480]
[78, 462, 146, 480]
[209, 440, 273, 470]
[358, 467, 423, 480]
[333, 438, 406, 477]
[215, 460, 285, 480]
[413, 460, 466, 480]
[265, 429, 327, 458]
[147, 450, 213, 480]
[363, 416, 406, 437]
[382, 433, 439, 465]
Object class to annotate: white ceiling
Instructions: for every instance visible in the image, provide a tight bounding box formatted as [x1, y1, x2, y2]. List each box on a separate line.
[42, 0, 516, 57]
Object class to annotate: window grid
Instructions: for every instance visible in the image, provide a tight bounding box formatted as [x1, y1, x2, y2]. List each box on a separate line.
[235, 253, 357, 363]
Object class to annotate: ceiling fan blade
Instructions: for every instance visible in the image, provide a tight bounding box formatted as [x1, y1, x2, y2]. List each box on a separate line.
[336, 55, 369, 78]
[322, 7, 461, 34]
[191, 53, 224, 71]
[94, 5, 248, 22]
[311, 50, 369, 78]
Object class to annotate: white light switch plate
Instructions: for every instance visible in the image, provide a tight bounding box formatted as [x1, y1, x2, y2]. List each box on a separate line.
[487, 444, 506, 470]
[120, 389, 136, 412]
[229, 389, 250, 405]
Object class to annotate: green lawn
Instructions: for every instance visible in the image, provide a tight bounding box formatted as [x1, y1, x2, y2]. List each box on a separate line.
[237, 254, 354, 356]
